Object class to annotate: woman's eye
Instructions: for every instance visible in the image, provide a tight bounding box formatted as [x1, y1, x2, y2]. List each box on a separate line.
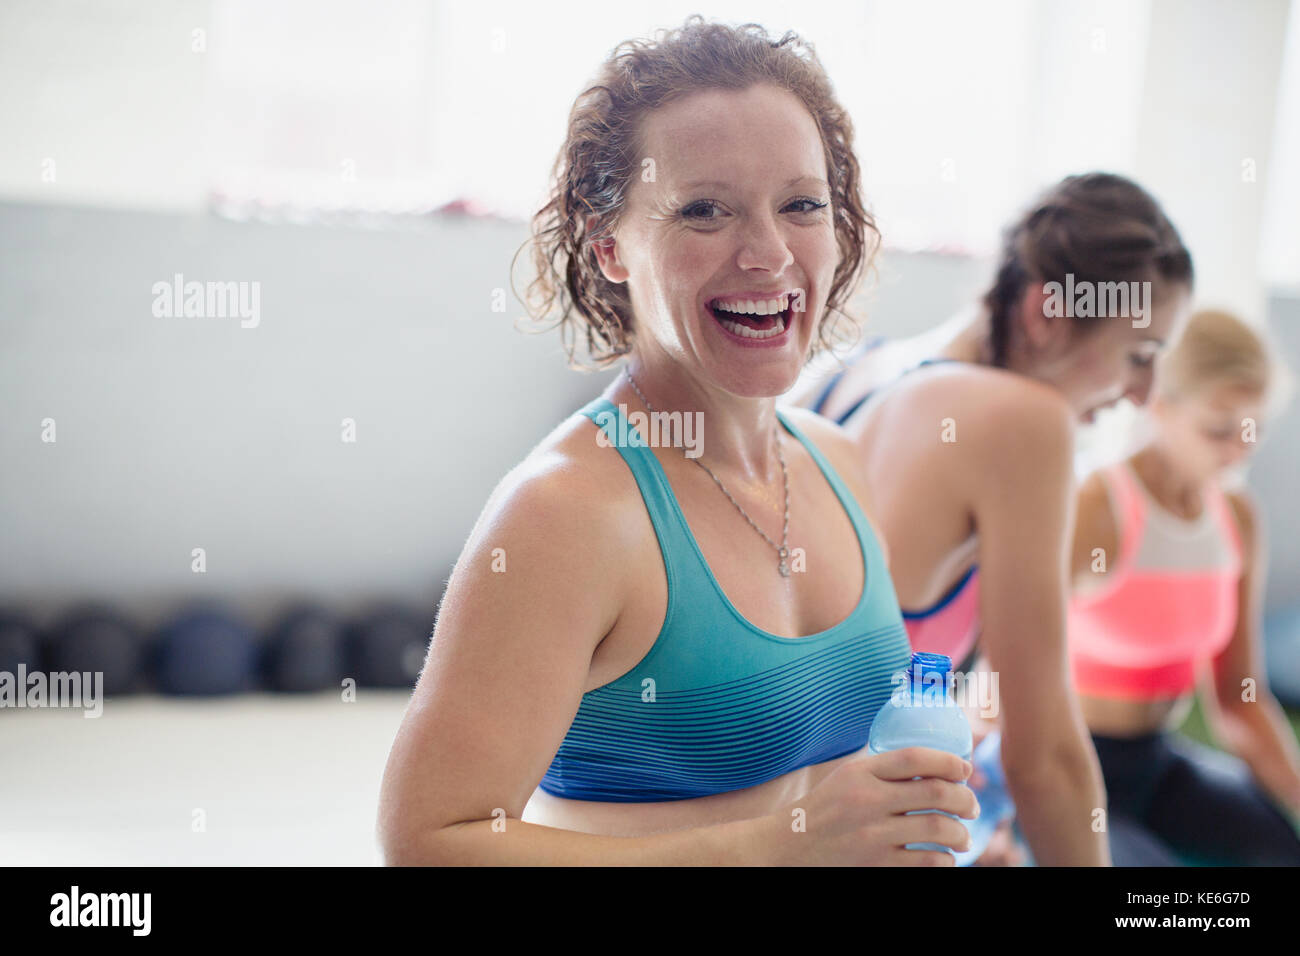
[1129, 353, 1155, 368]
[681, 200, 723, 221]
[786, 198, 829, 214]
[1201, 420, 1242, 440]
[680, 198, 828, 221]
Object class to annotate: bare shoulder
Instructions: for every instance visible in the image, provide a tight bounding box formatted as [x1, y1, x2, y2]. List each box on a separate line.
[780, 403, 860, 460]
[889, 363, 1076, 477]
[1071, 468, 1119, 587]
[421, 405, 648, 708]
[909, 362, 1074, 433]
[473, 406, 641, 550]
[442, 405, 648, 634]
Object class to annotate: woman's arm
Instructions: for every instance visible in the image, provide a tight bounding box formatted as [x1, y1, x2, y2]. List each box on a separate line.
[376, 454, 784, 864]
[960, 377, 1111, 865]
[1069, 470, 1119, 595]
[1199, 489, 1300, 816]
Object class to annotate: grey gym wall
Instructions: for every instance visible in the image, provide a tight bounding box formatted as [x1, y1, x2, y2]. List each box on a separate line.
[0, 200, 991, 629]
[1251, 293, 1300, 608]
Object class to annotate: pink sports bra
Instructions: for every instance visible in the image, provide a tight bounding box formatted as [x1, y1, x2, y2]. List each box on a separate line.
[1067, 460, 1243, 699]
[901, 565, 981, 668]
[809, 336, 982, 668]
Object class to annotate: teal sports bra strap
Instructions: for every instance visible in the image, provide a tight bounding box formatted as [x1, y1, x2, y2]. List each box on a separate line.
[579, 395, 880, 600]
[577, 396, 695, 615]
[773, 406, 877, 546]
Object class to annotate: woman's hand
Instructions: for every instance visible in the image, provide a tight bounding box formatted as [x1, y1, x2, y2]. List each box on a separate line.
[769, 747, 978, 865]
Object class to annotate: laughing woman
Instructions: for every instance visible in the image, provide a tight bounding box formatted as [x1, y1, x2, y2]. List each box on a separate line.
[377, 17, 977, 865]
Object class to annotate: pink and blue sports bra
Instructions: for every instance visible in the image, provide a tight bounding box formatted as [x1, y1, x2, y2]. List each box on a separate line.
[809, 337, 981, 668]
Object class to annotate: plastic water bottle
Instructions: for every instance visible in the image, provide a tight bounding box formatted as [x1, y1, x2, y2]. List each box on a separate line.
[953, 730, 1017, 866]
[867, 651, 973, 855]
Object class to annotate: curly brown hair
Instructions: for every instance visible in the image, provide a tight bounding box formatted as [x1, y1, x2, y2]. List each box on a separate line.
[515, 14, 878, 370]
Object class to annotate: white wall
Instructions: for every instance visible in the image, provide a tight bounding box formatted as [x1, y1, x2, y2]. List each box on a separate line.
[1262, 0, 1300, 289]
[0, 0, 213, 212]
[1134, 0, 1292, 319]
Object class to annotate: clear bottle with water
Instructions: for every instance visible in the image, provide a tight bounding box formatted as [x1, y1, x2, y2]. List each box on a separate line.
[867, 651, 974, 855]
[952, 730, 1017, 865]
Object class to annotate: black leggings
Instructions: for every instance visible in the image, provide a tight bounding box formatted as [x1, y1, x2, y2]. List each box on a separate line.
[1092, 731, 1300, 866]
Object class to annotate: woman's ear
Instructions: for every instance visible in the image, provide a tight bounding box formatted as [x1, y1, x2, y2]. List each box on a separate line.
[586, 214, 629, 283]
[1018, 283, 1068, 353]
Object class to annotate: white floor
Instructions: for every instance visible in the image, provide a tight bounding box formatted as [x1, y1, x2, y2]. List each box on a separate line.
[0, 690, 414, 866]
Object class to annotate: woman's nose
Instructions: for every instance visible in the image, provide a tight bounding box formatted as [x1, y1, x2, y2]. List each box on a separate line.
[1125, 366, 1156, 407]
[735, 214, 795, 273]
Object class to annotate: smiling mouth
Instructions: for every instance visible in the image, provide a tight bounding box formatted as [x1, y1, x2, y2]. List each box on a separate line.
[706, 297, 794, 340]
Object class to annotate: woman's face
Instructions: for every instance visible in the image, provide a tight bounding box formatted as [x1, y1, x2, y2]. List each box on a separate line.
[592, 83, 841, 398]
[1020, 280, 1193, 423]
[1150, 382, 1267, 483]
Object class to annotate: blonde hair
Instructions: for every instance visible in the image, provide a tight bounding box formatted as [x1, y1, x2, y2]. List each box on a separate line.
[1156, 309, 1291, 413]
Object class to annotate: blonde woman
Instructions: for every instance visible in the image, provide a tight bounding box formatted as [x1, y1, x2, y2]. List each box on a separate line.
[1069, 309, 1300, 864]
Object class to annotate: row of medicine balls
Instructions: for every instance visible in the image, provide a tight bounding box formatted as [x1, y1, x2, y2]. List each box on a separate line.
[0, 603, 435, 696]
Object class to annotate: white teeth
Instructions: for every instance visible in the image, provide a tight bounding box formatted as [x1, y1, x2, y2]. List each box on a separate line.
[717, 314, 787, 339]
[713, 294, 790, 316]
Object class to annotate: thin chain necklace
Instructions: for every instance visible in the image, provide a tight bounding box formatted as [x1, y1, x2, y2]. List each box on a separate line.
[624, 368, 792, 577]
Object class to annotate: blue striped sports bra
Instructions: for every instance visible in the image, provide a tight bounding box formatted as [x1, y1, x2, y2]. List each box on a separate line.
[537, 396, 913, 803]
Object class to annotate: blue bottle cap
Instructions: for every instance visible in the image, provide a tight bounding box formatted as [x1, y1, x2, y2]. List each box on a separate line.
[910, 652, 952, 679]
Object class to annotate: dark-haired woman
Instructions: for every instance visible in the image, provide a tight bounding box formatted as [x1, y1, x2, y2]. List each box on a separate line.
[791, 172, 1195, 864]
[377, 17, 979, 865]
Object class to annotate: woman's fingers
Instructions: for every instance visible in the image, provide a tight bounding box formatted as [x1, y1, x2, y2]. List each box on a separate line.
[889, 776, 981, 820]
[867, 746, 972, 783]
[894, 809, 974, 853]
[891, 847, 958, 866]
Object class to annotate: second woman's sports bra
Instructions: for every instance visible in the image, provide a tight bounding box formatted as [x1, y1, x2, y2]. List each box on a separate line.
[809, 338, 981, 668]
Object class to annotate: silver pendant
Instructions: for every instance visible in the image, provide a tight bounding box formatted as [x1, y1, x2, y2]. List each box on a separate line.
[778, 558, 790, 577]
